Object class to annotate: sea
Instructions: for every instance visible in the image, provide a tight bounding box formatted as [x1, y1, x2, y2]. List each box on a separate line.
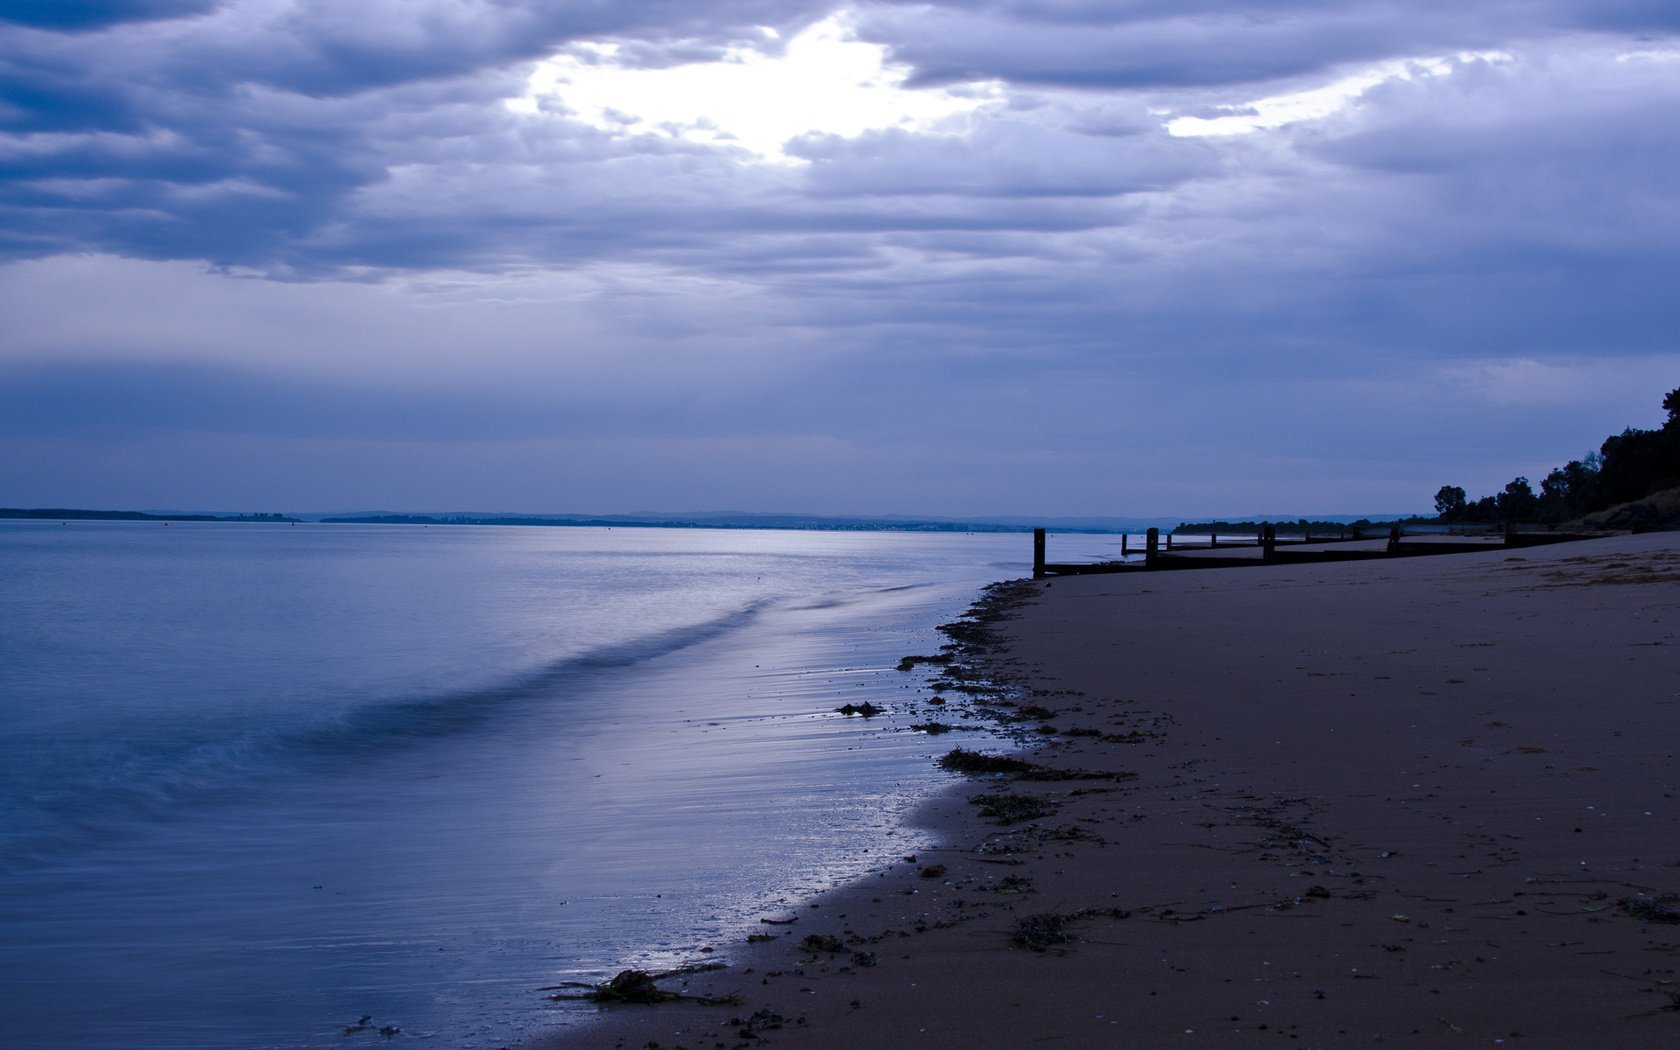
[0, 521, 1120, 1048]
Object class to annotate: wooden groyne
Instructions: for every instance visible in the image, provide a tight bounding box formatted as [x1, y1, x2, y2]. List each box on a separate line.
[1032, 524, 1617, 578]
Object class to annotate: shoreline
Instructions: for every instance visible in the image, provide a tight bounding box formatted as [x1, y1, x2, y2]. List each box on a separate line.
[532, 532, 1680, 1048]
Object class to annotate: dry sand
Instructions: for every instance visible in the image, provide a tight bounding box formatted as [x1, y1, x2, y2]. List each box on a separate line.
[533, 532, 1680, 1049]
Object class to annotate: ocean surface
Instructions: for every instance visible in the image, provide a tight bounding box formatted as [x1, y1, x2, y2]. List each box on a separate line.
[0, 521, 1094, 1048]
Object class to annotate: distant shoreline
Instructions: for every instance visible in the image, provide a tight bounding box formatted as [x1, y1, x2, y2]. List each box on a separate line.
[311, 512, 1101, 533]
[3, 507, 1427, 535]
[0, 508, 298, 524]
[1, 508, 1156, 534]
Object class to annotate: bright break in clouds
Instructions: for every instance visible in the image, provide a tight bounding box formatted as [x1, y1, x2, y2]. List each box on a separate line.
[510, 12, 1003, 163]
[1, 1, 1677, 516]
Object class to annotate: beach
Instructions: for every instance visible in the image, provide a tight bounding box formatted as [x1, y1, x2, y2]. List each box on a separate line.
[537, 531, 1680, 1049]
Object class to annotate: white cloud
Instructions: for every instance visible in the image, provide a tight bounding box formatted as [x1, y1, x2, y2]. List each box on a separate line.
[507, 11, 1003, 163]
[1165, 51, 1511, 137]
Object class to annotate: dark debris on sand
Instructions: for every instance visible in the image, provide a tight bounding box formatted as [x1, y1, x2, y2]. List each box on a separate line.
[938, 747, 1129, 782]
[1618, 893, 1680, 924]
[938, 747, 1040, 774]
[544, 965, 739, 1007]
[897, 653, 954, 672]
[969, 791, 1056, 824]
[1011, 907, 1131, 953]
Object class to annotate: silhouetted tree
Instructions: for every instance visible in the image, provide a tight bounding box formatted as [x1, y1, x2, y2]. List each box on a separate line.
[1598, 425, 1680, 505]
[1495, 477, 1538, 522]
[1537, 454, 1600, 523]
[1430, 386, 1680, 525]
[1433, 485, 1467, 521]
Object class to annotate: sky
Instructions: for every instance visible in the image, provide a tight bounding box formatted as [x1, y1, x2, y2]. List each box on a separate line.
[2, 0, 1677, 518]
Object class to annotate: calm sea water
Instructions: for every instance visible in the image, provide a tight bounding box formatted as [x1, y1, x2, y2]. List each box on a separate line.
[0, 521, 1040, 1048]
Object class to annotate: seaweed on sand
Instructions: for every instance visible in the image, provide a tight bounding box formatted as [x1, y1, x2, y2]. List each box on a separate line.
[1012, 908, 1131, 953]
[939, 748, 1038, 774]
[969, 791, 1054, 824]
[938, 747, 1129, 782]
[340, 1016, 400, 1038]
[544, 965, 739, 1006]
[897, 654, 953, 672]
[1038, 823, 1105, 843]
[910, 721, 968, 734]
[1012, 913, 1078, 952]
[1618, 894, 1680, 924]
[935, 578, 1037, 654]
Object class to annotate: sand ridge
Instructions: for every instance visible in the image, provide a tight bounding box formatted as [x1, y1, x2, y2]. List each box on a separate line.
[535, 532, 1680, 1049]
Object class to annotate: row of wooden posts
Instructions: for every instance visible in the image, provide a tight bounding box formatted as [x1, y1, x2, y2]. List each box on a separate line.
[1031, 523, 1586, 578]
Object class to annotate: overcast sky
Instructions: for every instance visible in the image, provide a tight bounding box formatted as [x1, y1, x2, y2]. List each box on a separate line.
[3, 1, 1676, 517]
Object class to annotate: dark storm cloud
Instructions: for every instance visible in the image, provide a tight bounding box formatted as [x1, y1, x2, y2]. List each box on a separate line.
[848, 0, 1680, 109]
[130, 1, 833, 99]
[869, 7, 1413, 90]
[851, 0, 1610, 91]
[0, 61, 144, 133]
[1566, 0, 1680, 34]
[0, 0, 216, 32]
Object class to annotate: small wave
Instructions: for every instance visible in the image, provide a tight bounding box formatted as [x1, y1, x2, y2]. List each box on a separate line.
[0, 602, 769, 874]
[284, 601, 769, 758]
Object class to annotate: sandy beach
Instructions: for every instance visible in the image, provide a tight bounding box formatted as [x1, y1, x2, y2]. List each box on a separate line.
[535, 531, 1680, 1049]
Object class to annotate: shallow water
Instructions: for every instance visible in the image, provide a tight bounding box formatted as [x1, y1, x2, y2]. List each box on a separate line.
[0, 522, 1033, 1048]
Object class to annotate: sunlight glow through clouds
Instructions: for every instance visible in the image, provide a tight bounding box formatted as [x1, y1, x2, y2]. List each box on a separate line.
[507, 12, 1002, 163]
[1167, 51, 1512, 137]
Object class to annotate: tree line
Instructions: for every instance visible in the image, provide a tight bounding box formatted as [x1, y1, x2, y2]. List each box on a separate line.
[1434, 387, 1680, 525]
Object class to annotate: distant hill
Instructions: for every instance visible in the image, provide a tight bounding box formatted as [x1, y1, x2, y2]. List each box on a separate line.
[5, 507, 1432, 535]
[0, 508, 298, 523]
[1175, 513, 1422, 533]
[312, 511, 1173, 533]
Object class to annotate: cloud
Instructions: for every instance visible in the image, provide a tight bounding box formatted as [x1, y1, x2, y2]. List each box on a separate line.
[4, 0, 1674, 284]
[0, 0, 215, 32]
[0, 2, 1676, 514]
[512, 13, 1001, 164]
[858, 1, 1538, 91]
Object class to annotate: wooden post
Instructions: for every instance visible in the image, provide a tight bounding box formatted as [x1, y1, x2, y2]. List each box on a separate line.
[1166, 532, 1174, 551]
[1387, 524, 1401, 553]
[1261, 523, 1276, 561]
[1210, 532, 1218, 549]
[1033, 528, 1046, 578]
[1122, 533, 1129, 556]
[1146, 527, 1159, 567]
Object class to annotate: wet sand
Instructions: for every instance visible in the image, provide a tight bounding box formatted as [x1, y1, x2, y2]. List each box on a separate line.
[533, 532, 1680, 1048]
